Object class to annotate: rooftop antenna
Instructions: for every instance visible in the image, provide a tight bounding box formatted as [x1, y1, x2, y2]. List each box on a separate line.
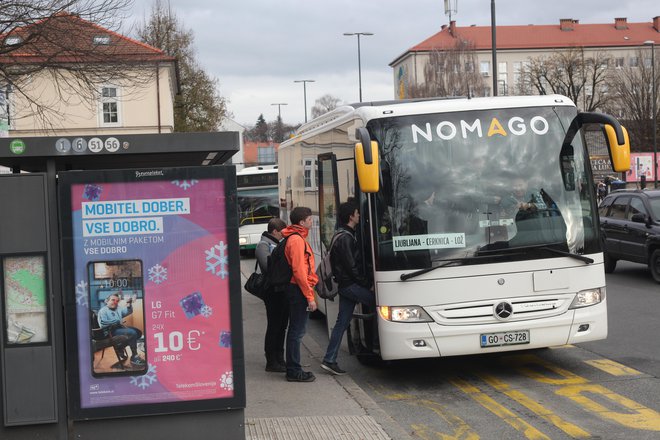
[444, 0, 458, 23]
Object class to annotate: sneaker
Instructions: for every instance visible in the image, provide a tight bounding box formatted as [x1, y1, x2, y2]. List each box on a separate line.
[286, 371, 316, 382]
[130, 356, 146, 367]
[321, 361, 347, 376]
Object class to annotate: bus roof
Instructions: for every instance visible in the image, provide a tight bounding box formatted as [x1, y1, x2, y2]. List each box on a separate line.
[237, 165, 278, 175]
[281, 94, 576, 149]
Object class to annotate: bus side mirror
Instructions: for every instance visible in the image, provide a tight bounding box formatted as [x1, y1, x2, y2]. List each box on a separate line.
[575, 112, 630, 173]
[603, 124, 630, 172]
[355, 128, 380, 193]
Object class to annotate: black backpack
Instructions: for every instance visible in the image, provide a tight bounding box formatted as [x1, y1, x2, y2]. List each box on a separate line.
[266, 232, 302, 292]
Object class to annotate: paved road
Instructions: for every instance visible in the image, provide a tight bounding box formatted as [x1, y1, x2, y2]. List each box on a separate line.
[304, 259, 660, 440]
[242, 255, 660, 439]
[579, 260, 660, 377]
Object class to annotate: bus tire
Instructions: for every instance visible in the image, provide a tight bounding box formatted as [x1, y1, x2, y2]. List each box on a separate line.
[356, 351, 384, 366]
[603, 252, 617, 273]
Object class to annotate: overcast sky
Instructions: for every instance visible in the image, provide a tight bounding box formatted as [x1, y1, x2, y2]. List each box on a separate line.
[127, 0, 658, 127]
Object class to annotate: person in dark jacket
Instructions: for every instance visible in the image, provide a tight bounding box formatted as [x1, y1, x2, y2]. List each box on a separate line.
[321, 200, 375, 376]
[255, 217, 288, 372]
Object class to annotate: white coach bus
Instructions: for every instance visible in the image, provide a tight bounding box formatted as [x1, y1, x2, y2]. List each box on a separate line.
[237, 165, 279, 253]
[277, 95, 630, 362]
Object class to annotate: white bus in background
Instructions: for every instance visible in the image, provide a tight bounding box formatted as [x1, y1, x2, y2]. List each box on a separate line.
[277, 95, 630, 362]
[236, 165, 279, 253]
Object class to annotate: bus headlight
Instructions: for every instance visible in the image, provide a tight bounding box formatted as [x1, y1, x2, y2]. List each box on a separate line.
[239, 236, 248, 245]
[378, 306, 433, 322]
[569, 287, 605, 309]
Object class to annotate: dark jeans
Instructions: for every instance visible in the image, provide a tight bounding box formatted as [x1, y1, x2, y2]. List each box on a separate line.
[323, 283, 375, 364]
[110, 325, 142, 357]
[285, 283, 310, 376]
[264, 289, 289, 358]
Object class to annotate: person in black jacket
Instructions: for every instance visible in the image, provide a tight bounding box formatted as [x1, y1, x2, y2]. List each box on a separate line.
[320, 200, 375, 376]
[255, 217, 288, 372]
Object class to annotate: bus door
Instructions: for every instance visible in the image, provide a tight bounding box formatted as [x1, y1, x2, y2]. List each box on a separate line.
[318, 153, 377, 360]
[317, 153, 341, 324]
[317, 153, 341, 254]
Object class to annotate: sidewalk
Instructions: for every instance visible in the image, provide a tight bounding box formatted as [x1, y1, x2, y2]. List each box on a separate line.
[240, 258, 412, 440]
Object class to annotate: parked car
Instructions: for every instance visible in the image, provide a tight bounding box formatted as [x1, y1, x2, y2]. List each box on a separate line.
[599, 189, 660, 283]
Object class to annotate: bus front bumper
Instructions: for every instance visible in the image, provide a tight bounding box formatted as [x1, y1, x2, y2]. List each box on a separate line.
[377, 300, 607, 361]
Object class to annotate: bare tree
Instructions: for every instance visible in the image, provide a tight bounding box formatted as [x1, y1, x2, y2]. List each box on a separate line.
[602, 49, 659, 150]
[311, 94, 342, 118]
[519, 48, 612, 112]
[136, 0, 227, 132]
[0, 0, 161, 128]
[406, 38, 486, 98]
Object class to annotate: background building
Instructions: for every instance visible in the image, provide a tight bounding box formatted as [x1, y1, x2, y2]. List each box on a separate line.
[391, 16, 659, 104]
[1, 13, 178, 138]
[391, 16, 660, 185]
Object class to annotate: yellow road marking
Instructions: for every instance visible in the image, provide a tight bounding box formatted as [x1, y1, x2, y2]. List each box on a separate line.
[501, 353, 588, 385]
[449, 377, 550, 440]
[477, 373, 591, 438]
[376, 390, 479, 440]
[410, 424, 435, 440]
[505, 354, 660, 431]
[556, 384, 660, 431]
[584, 359, 642, 376]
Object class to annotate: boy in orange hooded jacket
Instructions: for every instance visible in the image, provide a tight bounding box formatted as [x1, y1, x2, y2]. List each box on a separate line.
[281, 206, 318, 382]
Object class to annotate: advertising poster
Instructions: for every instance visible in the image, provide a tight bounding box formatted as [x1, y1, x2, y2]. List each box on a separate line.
[626, 153, 656, 182]
[3, 255, 48, 344]
[59, 167, 243, 419]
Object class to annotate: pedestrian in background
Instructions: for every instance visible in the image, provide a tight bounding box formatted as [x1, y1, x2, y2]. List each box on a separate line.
[321, 200, 375, 376]
[255, 217, 288, 373]
[281, 207, 318, 382]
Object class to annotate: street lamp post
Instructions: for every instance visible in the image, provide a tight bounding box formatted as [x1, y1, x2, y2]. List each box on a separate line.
[644, 40, 657, 188]
[293, 80, 314, 123]
[271, 102, 288, 120]
[343, 32, 373, 102]
[491, 0, 498, 96]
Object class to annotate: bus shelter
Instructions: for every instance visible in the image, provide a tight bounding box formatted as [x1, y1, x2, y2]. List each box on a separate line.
[0, 132, 246, 440]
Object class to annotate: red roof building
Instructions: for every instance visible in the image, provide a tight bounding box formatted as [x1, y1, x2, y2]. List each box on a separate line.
[0, 13, 178, 137]
[390, 16, 660, 100]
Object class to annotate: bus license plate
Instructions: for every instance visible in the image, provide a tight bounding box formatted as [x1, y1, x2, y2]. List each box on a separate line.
[480, 330, 530, 347]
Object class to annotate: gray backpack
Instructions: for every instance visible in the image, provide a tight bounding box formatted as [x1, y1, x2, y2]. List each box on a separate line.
[315, 230, 349, 300]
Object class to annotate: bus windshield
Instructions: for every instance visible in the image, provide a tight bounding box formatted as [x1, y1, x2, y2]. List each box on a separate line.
[237, 187, 278, 226]
[369, 105, 598, 271]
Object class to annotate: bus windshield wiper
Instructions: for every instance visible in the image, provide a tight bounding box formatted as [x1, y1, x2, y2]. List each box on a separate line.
[537, 246, 594, 264]
[400, 254, 524, 281]
[477, 242, 593, 264]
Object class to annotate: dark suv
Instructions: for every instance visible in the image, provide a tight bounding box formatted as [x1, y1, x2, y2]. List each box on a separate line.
[599, 189, 660, 283]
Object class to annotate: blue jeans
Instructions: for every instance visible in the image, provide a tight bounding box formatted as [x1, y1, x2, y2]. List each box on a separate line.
[110, 325, 142, 357]
[285, 284, 309, 376]
[323, 283, 375, 364]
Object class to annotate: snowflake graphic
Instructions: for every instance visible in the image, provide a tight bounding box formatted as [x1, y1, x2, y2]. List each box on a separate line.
[205, 241, 228, 279]
[129, 363, 158, 389]
[171, 179, 199, 191]
[200, 304, 213, 318]
[148, 264, 168, 285]
[75, 280, 88, 307]
[220, 371, 233, 391]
